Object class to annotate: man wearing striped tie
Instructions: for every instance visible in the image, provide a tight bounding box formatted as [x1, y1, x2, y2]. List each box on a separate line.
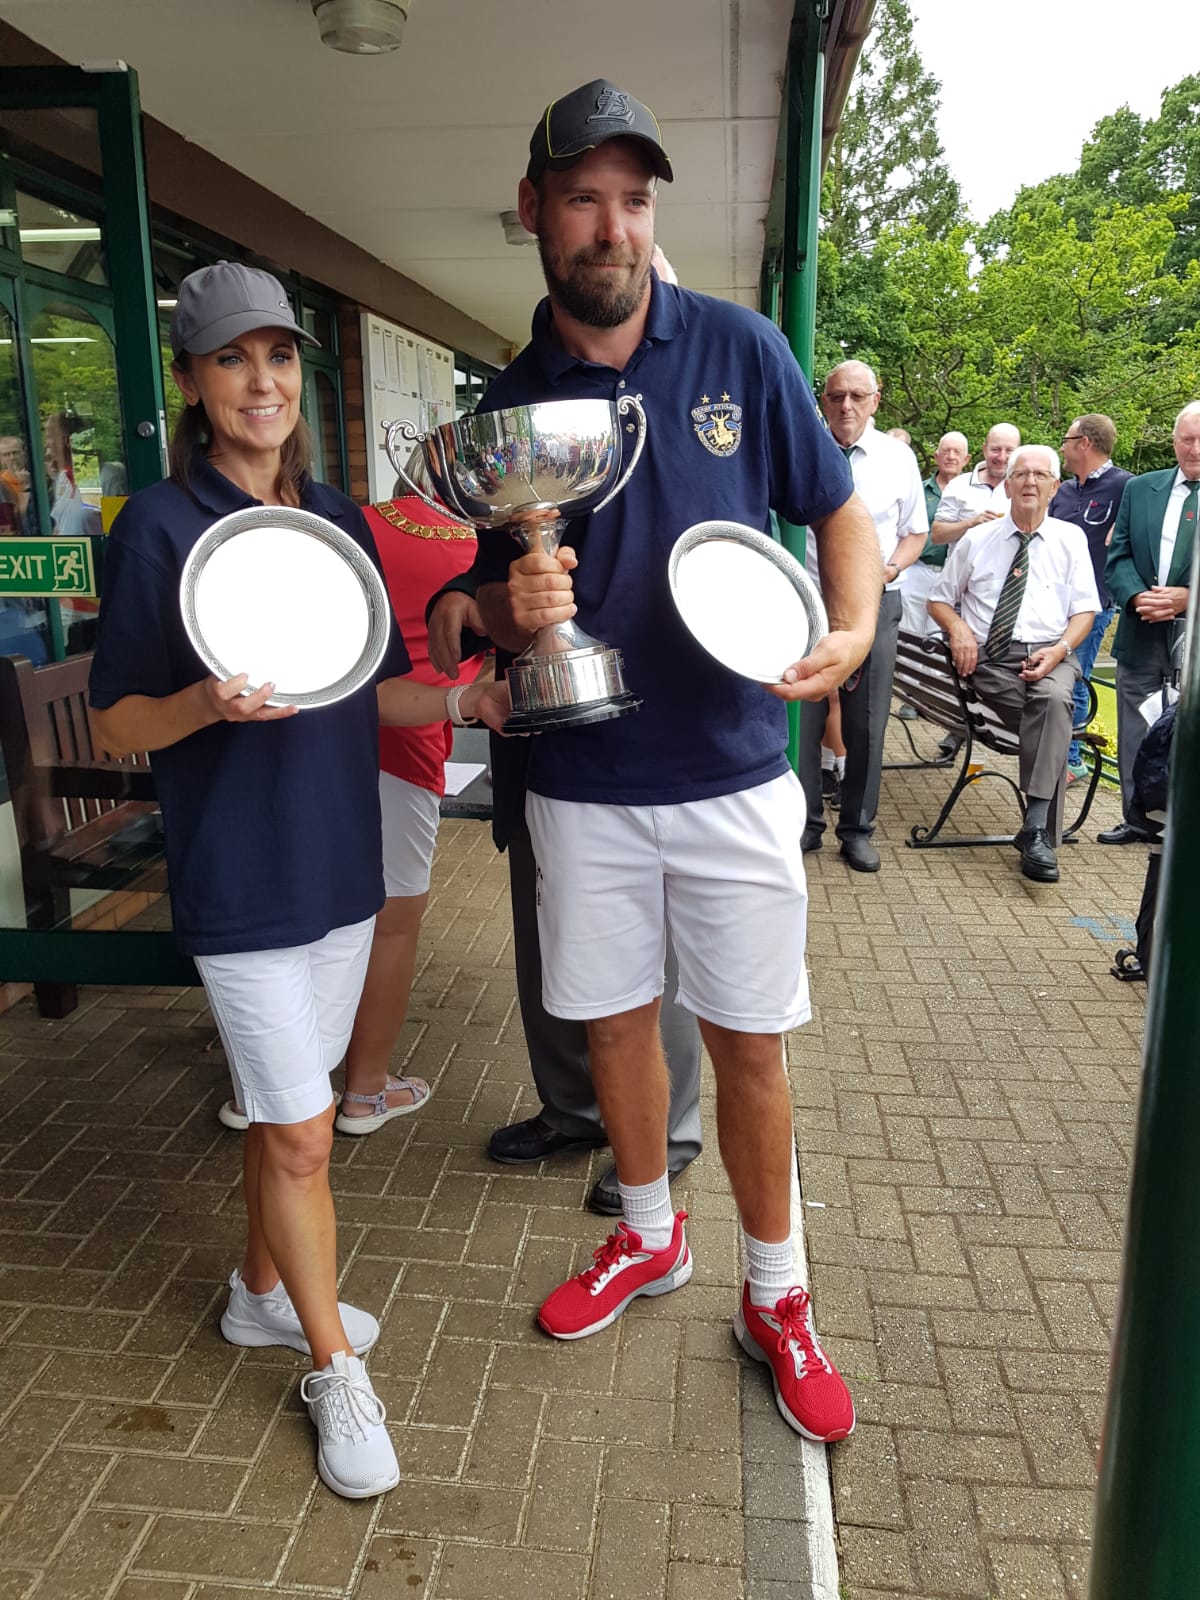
[1100, 401, 1200, 843]
[927, 444, 1100, 883]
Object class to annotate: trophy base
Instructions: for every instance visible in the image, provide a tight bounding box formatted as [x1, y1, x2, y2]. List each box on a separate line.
[503, 691, 641, 734]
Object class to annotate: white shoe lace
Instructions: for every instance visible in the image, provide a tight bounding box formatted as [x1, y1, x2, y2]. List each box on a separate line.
[300, 1365, 387, 1442]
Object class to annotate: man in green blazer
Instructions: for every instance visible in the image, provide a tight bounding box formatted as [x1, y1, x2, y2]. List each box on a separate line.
[1101, 401, 1200, 842]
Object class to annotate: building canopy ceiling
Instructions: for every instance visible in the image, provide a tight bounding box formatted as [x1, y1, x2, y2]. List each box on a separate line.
[0, 0, 796, 347]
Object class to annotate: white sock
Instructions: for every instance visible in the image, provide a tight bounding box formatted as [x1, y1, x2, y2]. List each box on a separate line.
[820, 745, 835, 771]
[835, 755, 846, 777]
[618, 1173, 674, 1251]
[743, 1229, 796, 1307]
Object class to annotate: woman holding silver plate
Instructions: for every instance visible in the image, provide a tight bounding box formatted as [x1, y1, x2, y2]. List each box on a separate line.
[88, 262, 508, 1501]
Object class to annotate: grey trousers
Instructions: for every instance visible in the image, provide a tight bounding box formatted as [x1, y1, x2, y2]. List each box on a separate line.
[970, 645, 1078, 801]
[799, 587, 901, 841]
[1115, 637, 1175, 819]
[506, 820, 704, 1166]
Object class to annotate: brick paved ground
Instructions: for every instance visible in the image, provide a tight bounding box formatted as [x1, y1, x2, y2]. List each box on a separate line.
[800, 739, 1147, 1599]
[0, 727, 1149, 1598]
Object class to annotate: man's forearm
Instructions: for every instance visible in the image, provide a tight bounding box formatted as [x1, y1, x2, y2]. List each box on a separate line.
[889, 531, 929, 572]
[930, 517, 974, 545]
[475, 580, 535, 653]
[926, 600, 960, 634]
[810, 492, 883, 639]
[1063, 612, 1096, 651]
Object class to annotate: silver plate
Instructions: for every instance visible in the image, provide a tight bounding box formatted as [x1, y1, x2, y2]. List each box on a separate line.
[179, 506, 392, 708]
[668, 520, 828, 684]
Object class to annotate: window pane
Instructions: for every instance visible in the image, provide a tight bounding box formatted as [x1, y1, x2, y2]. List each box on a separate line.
[30, 300, 123, 654]
[16, 190, 107, 287]
[305, 368, 344, 492]
[0, 301, 53, 665]
[301, 304, 335, 349]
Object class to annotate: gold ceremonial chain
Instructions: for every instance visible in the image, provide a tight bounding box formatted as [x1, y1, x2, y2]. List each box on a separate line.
[370, 500, 475, 541]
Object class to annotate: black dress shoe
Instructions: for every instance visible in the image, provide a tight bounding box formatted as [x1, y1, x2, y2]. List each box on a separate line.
[588, 1158, 695, 1217]
[1110, 947, 1146, 982]
[1097, 822, 1152, 845]
[839, 835, 881, 872]
[488, 1114, 608, 1165]
[801, 825, 823, 853]
[1018, 826, 1059, 882]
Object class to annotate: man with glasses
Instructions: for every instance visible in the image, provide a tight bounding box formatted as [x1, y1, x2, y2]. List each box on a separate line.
[801, 360, 928, 872]
[928, 445, 1098, 883]
[1102, 401, 1200, 843]
[1050, 415, 1132, 782]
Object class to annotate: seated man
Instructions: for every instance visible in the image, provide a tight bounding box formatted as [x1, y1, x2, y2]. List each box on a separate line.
[927, 444, 1099, 883]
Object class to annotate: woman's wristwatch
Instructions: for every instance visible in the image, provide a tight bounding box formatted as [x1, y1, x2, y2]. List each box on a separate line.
[445, 684, 480, 727]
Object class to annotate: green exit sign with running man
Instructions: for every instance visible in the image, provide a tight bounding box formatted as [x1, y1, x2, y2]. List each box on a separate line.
[0, 539, 96, 597]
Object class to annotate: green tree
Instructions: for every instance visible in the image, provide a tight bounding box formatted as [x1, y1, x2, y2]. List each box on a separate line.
[821, 0, 962, 256]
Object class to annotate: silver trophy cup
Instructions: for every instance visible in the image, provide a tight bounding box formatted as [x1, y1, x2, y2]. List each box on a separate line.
[383, 395, 647, 731]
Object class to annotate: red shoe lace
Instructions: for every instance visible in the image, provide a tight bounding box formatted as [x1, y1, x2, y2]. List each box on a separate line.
[581, 1229, 635, 1286]
[772, 1287, 832, 1375]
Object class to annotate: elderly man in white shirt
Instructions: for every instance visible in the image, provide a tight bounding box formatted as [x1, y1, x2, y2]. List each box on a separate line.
[801, 360, 929, 872]
[928, 444, 1099, 883]
[931, 423, 1021, 546]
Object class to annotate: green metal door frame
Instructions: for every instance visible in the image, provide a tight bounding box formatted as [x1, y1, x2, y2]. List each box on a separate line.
[1089, 557, 1200, 1596]
[778, 2, 828, 767]
[0, 64, 165, 493]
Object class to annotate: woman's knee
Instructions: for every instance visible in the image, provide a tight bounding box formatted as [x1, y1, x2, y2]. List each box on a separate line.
[259, 1109, 334, 1181]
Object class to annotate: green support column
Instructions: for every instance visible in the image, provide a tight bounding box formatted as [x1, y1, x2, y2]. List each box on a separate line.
[95, 67, 167, 493]
[1089, 571, 1200, 1596]
[780, 4, 826, 769]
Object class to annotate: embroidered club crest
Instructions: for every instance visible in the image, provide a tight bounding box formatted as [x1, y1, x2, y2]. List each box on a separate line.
[691, 393, 743, 458]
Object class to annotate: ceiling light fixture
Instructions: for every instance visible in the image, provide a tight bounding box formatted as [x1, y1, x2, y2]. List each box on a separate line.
[19, 227, 102, 243]
[500, 210, 536, 248]
[311, 0, 410, 54]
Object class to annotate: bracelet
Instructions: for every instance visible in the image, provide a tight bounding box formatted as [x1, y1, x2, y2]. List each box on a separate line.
[445, 684, 480, 727]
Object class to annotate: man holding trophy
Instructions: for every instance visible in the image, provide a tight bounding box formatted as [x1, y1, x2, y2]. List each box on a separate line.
[436, 80, 880, 1443]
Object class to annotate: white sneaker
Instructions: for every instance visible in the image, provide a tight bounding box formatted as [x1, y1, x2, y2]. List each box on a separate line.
[219, 1270, 379, 1357]
[301, 1352, 400, 1499]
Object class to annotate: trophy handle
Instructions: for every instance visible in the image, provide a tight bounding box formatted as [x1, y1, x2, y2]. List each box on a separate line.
[381, 418, 459, 521]
[593, 393, 647, 513]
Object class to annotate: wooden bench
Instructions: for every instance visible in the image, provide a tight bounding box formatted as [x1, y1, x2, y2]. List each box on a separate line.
[0, 652, 197, 1016]
[885, 629, 1107, 849]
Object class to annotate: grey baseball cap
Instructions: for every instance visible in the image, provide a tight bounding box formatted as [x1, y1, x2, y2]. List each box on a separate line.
[169, 262, 319, 358]
[527, 79, 672, 183]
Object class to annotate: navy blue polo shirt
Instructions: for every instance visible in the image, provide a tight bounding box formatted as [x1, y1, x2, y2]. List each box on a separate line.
[1050, 463, 1133, 607]
[474, 278, 853, 806]
[89, 456, 410, 956]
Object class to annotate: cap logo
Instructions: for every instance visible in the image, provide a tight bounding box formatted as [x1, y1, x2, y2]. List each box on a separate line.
[589, 88, 634, 127]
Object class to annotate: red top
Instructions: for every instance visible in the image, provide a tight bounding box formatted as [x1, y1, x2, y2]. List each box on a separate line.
[365, 497, 483, 797]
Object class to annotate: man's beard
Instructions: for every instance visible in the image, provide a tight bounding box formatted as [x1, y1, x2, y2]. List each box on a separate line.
[538, 240, 651, 329]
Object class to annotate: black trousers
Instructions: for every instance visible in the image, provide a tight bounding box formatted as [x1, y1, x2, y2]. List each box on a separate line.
[799, 588, 901, 841]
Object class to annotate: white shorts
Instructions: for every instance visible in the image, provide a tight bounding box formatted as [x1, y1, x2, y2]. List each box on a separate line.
[379, 771, 441, 897]
[196, 917, 375, 1125]
[525, 772, 810, 1033]
[899, 562, 940, 637]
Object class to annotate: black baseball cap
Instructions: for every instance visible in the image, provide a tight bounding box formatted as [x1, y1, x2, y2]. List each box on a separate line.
[169, 262, 319, 359]
[527, 79, 673, 183]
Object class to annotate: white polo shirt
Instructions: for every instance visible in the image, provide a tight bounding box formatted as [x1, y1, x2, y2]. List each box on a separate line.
[806, 421, 927, 593]
[929, 512, 1100, 645]
[934, 465, 1008, 527]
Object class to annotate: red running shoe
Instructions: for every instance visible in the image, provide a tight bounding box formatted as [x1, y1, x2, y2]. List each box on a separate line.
[735, 1281, 856, 1442]
[538, 1212, 692, 1340]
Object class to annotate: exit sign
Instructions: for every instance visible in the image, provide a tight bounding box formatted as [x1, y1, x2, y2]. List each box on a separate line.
[0, 539, 96, 597]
